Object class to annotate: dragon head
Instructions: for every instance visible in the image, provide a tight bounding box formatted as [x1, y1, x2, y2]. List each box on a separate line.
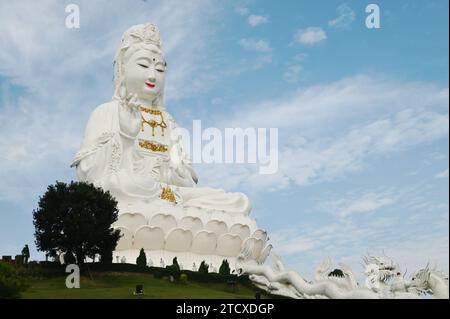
[363, 254, 400, 284]
[409, 264, 449, 295]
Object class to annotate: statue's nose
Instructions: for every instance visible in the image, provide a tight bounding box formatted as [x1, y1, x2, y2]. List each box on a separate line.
[147, 68, 156, 81]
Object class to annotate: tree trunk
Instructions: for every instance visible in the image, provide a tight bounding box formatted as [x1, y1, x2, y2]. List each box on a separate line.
[76, 249, 84, 265]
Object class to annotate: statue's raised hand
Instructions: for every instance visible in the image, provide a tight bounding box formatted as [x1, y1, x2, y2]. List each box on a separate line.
[119, 93, 141, 138]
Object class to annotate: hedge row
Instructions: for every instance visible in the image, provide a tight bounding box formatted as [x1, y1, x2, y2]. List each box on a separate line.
[15, 262, 251, 285]
[88, 263, 251, 285]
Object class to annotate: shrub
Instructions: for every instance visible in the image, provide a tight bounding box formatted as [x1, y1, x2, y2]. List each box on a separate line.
[136, 248, 147, 268]
[172, 257, 180, 272]
[180, 273, 188, 284]
[0, 262, 28, 299]
[198, 261, 209, 274]
[165, 257, 181, 280]
[219, 259, 231, 276]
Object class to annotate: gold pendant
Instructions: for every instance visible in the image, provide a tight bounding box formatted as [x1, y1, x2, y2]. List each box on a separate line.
[140, 106, 167, 136]
[160, 186, 176, 203]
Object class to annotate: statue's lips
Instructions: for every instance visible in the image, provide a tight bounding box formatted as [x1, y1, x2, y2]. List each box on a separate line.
[145, 82, 156, 88]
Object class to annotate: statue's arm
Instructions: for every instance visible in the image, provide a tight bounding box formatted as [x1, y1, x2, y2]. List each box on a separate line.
[71, 103, 122, 183]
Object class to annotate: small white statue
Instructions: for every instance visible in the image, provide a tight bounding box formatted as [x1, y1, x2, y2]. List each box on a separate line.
[160, 258, 165, 268]
[120, 256, 126, 264]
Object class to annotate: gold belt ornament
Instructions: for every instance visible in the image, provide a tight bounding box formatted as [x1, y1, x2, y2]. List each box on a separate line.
[140, 106, 167, 136]
[138, 139, 168, 152]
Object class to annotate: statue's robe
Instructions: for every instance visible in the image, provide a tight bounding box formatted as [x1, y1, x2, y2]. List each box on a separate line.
[71, 100, 250, 215]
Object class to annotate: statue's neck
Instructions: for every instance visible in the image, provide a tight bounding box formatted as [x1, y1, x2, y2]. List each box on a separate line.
[137, 98, 165, 110]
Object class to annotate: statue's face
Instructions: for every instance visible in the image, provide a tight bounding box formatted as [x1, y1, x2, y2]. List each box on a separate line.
[123, 45, 165, 104]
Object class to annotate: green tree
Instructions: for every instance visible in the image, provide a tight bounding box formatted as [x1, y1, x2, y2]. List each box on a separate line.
[172, 257, 181, 272]
[0, 262, 28, 299]
[219, 259, 230, 275]
[33, 181, 121, 265]
[198, 261, 209, 274]
[136, 248, 147, 267]
[166, 257, 181, 280]
[63, 251, 76, 264]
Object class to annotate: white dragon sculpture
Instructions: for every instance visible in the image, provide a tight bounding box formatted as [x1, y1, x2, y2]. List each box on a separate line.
[236, 246, 449, 299]
[409, 264, 449, 299]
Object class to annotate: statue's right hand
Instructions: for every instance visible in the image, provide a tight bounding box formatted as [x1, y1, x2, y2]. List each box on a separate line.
[119, 93, 141, 138]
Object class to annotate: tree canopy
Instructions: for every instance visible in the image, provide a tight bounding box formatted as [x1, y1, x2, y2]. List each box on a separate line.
[136, 248, 147, 267]
[33, 181, 121, 264]
[219, 259, 231, 275]
[198, 261, 209, 274]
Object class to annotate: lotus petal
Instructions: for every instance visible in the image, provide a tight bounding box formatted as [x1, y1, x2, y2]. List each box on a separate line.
[165, 228, 193, 252]
[133, 226, 165, 250]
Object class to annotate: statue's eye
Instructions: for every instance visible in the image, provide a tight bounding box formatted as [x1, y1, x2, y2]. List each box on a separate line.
[138, 63, 149, 68]
[156, 69, 164, 73]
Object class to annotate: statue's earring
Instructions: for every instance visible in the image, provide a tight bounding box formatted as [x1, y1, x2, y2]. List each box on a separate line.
[119, 83, 127, 101]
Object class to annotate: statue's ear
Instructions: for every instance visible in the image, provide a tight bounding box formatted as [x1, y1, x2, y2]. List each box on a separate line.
[119, 83, 127, 100]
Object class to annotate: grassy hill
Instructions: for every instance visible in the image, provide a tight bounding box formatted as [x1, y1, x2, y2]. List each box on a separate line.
[22, 272, 269, 299]
[14, 263, 281, 299]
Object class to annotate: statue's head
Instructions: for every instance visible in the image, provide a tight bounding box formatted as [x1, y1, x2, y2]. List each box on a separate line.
[113, 23, 167, 107]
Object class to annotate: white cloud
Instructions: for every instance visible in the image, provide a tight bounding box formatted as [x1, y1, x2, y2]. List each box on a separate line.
[320, 191, 396, 218]
[247, 15, 268, 27]
[271, 108, 447, 188]
[436, 168, 449, 178]
[328, 3, 356, 29]
[272, 230, 318, 255]
[0, 0, 218, 100]
[293, 27, 327, 45]
[283, 53, 307, 83]
[197, 75, 449, 193]
[283, 64, 303, 83]
[239, 38, 272, 52]
[235, 6, 248, 16]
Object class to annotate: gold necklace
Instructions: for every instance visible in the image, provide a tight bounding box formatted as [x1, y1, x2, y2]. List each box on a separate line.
[140, 106, 167, 136]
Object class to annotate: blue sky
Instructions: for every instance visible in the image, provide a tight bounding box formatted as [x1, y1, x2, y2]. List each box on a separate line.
[0, 0, 448, 279]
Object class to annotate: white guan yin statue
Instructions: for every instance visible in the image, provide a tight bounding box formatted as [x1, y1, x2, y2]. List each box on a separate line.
[71, 23, 270, 272]
[71, 23, 448, 299]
